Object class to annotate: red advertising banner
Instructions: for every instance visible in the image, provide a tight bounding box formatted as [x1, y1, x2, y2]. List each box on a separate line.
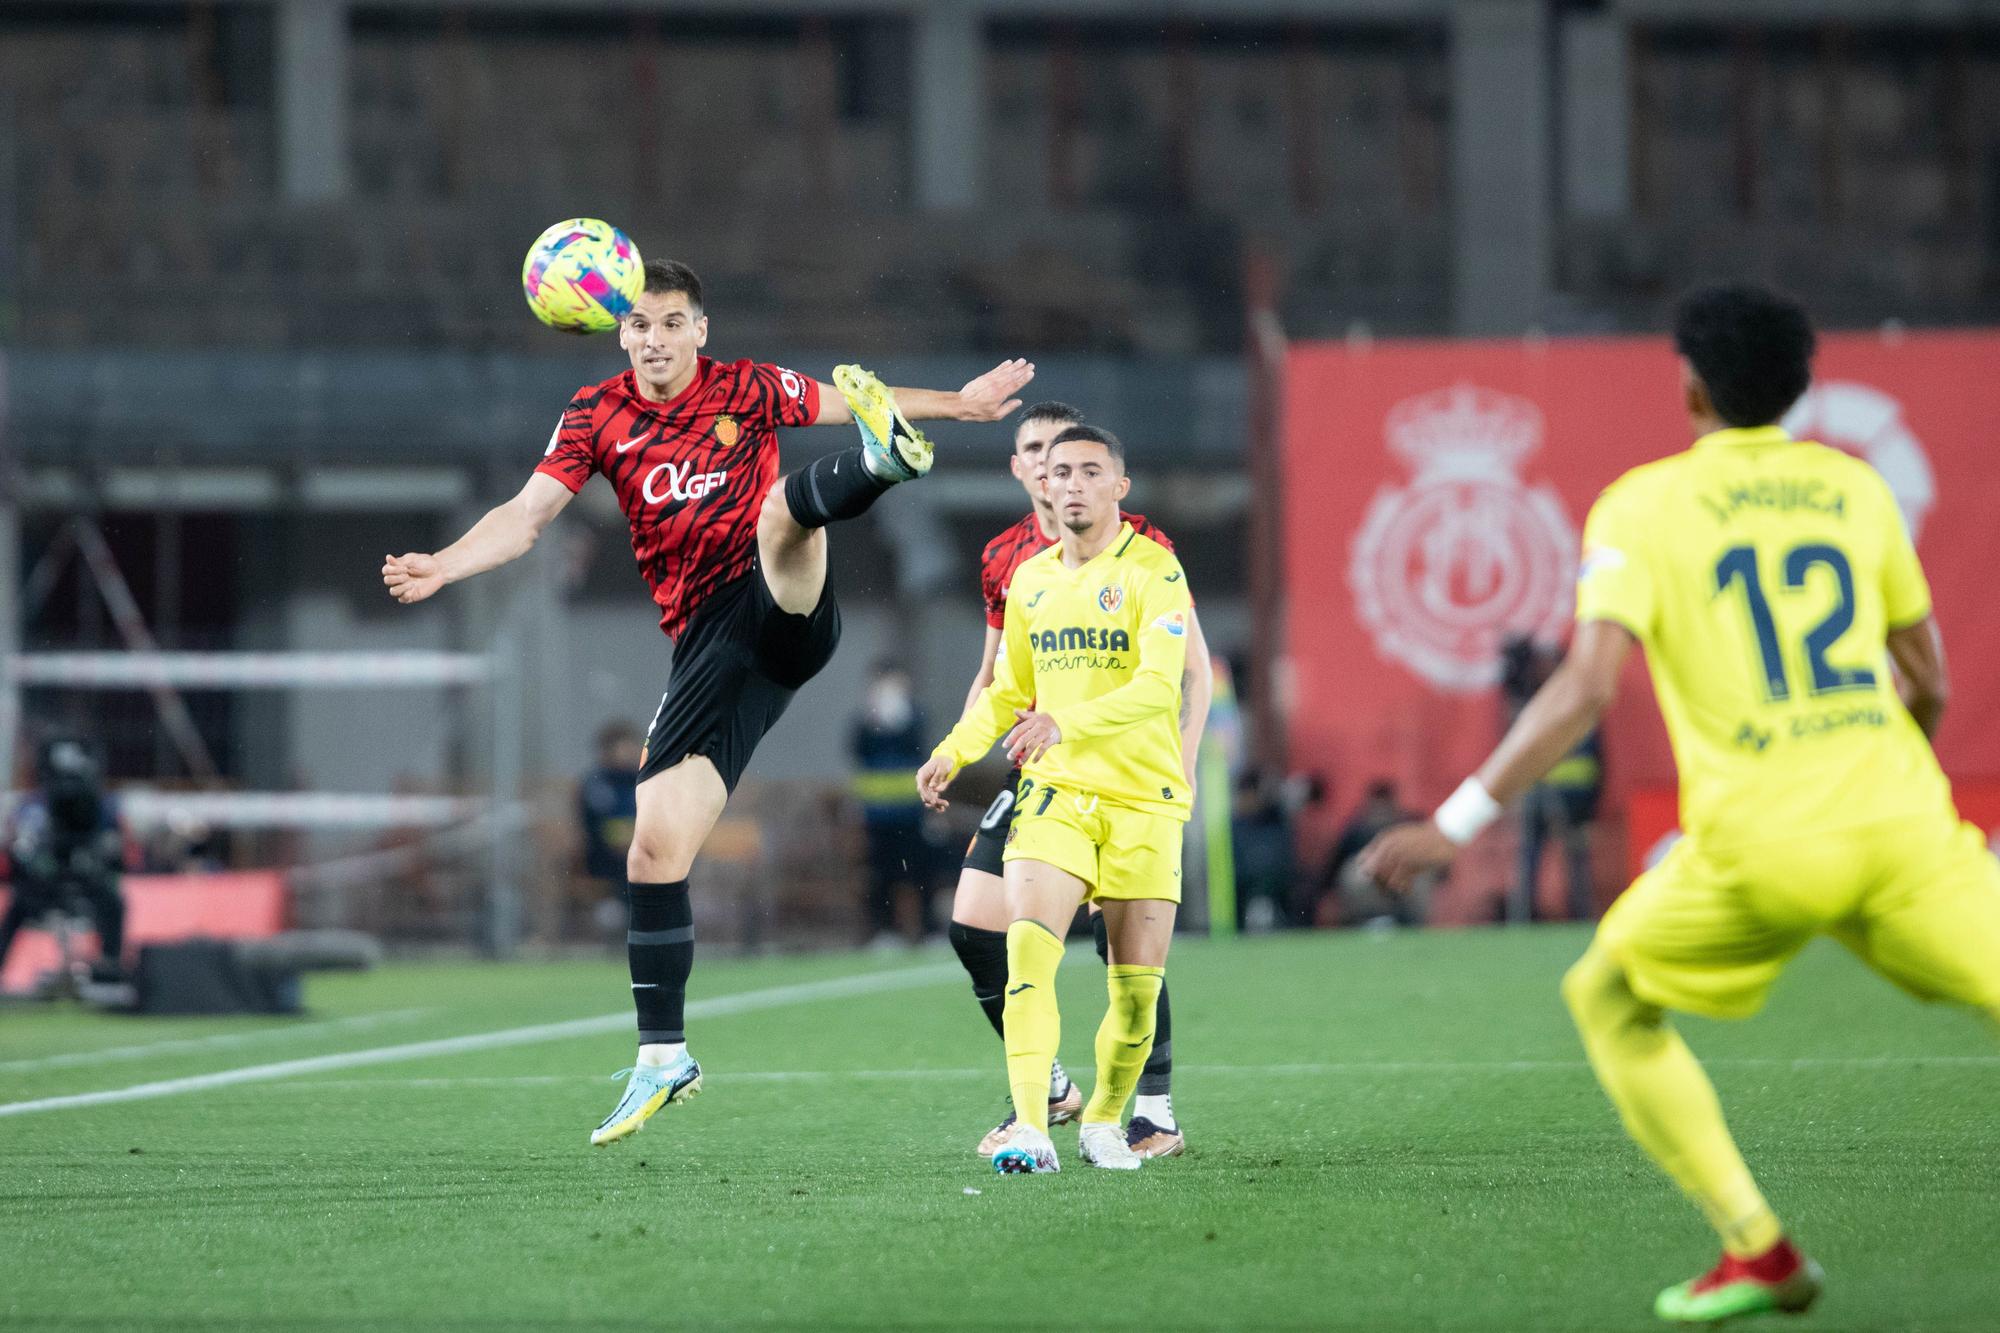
[0, 870, 288, 993]
[1281, 330, 2000, 918]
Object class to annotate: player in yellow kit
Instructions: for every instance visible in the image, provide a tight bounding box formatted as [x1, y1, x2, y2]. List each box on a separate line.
[918, 424, 1193, 1175]
[1364, 284, 2000, 1324]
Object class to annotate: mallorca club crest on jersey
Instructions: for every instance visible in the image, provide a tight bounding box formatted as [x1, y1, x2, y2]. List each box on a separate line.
[1782, 381, 1935, 539]
[1098, 585, 1125, 614]
[1349, 384, 1578, 691]
[712, 413, 742, 449]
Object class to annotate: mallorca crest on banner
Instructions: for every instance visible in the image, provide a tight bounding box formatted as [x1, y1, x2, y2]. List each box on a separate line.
[1349, 384, 1578, 691]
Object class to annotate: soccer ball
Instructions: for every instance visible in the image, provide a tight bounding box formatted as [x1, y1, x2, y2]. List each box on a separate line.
[521, 218, 644, 334]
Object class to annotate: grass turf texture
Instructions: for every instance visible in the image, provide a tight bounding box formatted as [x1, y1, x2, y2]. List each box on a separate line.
[2, 929, 1995, 1331]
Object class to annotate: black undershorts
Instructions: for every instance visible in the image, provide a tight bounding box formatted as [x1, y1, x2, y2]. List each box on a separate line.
[960, 767, 1024, 878]
[638, 559, 842, 792]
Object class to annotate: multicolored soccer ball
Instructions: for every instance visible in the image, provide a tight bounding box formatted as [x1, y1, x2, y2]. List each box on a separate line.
[521, 218, 644, 334]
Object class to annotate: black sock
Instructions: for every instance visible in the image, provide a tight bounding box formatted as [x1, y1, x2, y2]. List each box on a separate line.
[1138, 980, 1173, 1096]
[947, 920, 1009, 1039]
[1094, 913, 1172, 1096]
[783, 448, 893, 529]
[627, 880, 693, 1044]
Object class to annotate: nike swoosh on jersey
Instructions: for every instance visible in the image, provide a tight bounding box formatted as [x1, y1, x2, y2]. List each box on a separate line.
[616, 434, 649, 453]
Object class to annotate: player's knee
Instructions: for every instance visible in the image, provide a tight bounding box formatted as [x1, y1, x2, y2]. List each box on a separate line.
[760, 483, 803, 542]
[626, 829, 690, 883]
[1106, 966, 1163, 1031]
[1561, 947, 1617, 1029]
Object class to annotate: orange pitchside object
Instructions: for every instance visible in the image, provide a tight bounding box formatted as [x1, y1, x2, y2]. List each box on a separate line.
[0, 871, 286, 994]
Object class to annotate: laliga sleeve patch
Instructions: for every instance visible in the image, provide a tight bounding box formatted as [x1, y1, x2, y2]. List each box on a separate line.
[1152, 610, 1187, 637]
[1578, 545, 1628, 582]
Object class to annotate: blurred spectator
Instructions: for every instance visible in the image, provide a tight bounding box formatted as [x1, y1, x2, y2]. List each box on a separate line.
[1498, 634, 1554, 720]
[1515, 730, 1604, 922]
[0, 738, 128, 983]
[577, 722, 643, 937]
[1233, 769, 1325, 931]
[850, 662, 935, 945]
[1310, 779, 1427, 928]
[1500, 636, 1603, 922]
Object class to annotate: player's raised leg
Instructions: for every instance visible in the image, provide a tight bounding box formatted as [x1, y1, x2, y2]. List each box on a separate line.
[590, 755, 728, 1147]
[1561, 945, 1771, 1248]
[761, 359, 1034, 613]
[990, 856, 1090, 1175]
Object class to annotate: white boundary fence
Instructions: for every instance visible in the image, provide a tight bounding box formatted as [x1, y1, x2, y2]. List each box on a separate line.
[1, 647, 529, 954]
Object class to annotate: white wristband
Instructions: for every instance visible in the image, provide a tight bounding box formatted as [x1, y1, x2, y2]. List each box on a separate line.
[1434, 777, 1502, 846]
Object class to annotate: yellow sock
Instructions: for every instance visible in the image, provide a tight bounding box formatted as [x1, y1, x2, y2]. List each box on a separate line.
[1083, 964, 1165, 1125]
[1002, 920, 1066, 1134]
[1563, 946, 1783, 1257]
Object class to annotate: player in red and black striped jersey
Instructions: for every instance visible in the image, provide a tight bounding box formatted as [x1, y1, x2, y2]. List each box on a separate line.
[941, 401, 1213, 1161]
[383, 258, 1034, 1148]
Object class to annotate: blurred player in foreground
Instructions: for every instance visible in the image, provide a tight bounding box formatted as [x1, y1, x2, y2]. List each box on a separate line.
[1364, 284, 2000, 1323]
[920, 425, 1196, 1173]
[946, 401, 1210, 1159]
[384, 258, 1033, 1147]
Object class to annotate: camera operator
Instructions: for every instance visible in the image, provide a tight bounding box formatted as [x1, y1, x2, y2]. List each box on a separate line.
[0, 738, 129, 982]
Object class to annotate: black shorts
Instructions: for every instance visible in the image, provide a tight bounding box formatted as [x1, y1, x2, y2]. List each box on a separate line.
[960, 767, 1024, 878]
[638, 560, 842, 792]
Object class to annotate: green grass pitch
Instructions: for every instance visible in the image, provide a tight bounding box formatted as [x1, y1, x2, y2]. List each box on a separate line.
[2, 927, 1995, 1331]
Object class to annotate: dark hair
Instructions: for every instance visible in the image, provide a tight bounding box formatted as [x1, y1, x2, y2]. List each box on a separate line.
[1047, 423, 1125, 468]
[641, 259, 703, 310]
[1672, 283, 1815, 427]
[1017, 401, 1084, 430]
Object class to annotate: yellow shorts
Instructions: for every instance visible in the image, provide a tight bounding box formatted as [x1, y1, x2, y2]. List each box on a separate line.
[1597, 809, 2000, 1020]
[1002, 779, 1184, 905]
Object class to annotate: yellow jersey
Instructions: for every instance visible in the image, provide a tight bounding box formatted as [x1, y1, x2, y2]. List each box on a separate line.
[1576, 425, 1951, 849]
[935, 523, 1194, 819]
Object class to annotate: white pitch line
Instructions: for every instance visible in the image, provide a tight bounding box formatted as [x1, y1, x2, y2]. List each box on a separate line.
[0, 964, 959, 1119]
[246, 1069, 997, 1091]
[227, 1052, 2000, 1093]
[0, 1008, 437, 1074]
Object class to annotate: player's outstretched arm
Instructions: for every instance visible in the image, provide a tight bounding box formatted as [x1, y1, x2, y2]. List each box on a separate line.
[924, 598, 1036, 808]
[1360, 618, 1635, 891]
[963, 625, 1005, 716]
[383, 473, 575, 605]
[809, 359, 1034, 427]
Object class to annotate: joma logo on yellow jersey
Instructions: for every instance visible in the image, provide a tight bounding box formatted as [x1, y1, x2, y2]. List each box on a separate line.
[1031, 627, 1131, 653]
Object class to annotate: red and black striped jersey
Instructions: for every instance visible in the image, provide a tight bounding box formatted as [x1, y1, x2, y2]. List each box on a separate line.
[535, 358, 819, 640]
[978, 511, 1174, 629]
